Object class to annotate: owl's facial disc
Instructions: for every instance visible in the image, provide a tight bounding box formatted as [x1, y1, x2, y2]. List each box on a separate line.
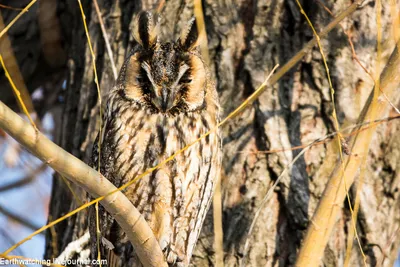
[124, 13, 207, 114]
[141, 59, 191, 113]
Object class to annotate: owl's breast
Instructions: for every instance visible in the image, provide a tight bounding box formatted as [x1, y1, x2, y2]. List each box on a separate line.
[110, 107, 218, 189]
[100, 92, 221, 264]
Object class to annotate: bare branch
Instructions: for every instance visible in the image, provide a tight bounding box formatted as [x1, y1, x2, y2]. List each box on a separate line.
[0, 0, 37, 39]
[295, 39, 400, 266]
[92, 0, 118, 80]
[0, 101, 167, 267]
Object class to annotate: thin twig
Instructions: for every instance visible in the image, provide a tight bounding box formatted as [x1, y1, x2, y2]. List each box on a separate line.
[193, 1, 223, 265]
[379, 90, 400, 114]
[0, 55, 36, 129]
[237, 114, 400, 155]
[156, 0, 166, 13]
[59, 175, 84, 206]
[77, 1, 104, 261]
[93, 0, 118, 80]
[378, 225, 400, 266]
[295, 0, 367, 264]
[0, 0, 37, 39]
[316, 0, 400, 116]
[239, 111, 400, 265]
[240, 139, 314, 266]
[296, 36, 400, 267]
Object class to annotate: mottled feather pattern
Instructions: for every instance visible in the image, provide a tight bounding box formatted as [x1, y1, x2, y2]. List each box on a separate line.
[89, 11, 221, 267]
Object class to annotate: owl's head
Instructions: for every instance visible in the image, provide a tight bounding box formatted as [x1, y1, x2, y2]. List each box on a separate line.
[122, 12, 207, 115]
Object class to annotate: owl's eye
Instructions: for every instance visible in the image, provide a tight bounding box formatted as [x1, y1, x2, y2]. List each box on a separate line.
[179, 78, 192, 84]
[178, 72, 192, 84]
[136, 74, 153, 95]
[137, 75, 149, 84]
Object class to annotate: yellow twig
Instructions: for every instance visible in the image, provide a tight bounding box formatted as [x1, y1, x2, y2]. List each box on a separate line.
[239, 114, 400, 155]
[294, 1, 366, 264]
[316, 0, 400, 116]
[0, 55, 36, 129]
[296, 35, 400, 267]
[344, 1, 387, 262]
[78, 0, 103, 261]
[93, 0, 118, 80]
[60, 175, 84, 206]
[156, 0, 166, 13]
[0, 0, 37, 39]
[77, 0, 102, 170]
[48, 215, 59, 258]
[4, 196, 100, 255]
[344, 153, 366, 267]
[193, 2, 222, 264]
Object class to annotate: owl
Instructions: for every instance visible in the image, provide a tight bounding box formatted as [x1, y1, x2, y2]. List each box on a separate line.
[89, 11, 222, 267]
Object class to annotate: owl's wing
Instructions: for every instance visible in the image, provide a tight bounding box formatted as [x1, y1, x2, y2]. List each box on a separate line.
[89, 103, 125, 265]
[90, 107, 115, 176]
[187, 132, 222, 261]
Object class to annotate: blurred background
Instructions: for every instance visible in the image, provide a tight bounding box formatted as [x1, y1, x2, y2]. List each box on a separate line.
[0, 0, 66, 262]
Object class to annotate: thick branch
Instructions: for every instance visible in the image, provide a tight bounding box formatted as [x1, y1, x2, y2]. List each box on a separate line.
[0, 102, 167, 267]
[296, 41, 400, 265]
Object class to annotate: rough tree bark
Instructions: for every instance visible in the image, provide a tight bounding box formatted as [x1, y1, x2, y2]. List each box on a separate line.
[42, 0, 400, 266]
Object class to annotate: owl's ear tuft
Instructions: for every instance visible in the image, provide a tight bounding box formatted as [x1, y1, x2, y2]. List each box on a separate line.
[178, 18, 200, 51]
[133, 11, 159, 49]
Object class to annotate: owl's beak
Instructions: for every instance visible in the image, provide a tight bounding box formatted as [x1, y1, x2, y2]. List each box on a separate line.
[155, 87, 175, 113]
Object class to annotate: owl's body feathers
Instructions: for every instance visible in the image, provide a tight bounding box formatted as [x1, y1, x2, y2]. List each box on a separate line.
[90, 12, 221, 267]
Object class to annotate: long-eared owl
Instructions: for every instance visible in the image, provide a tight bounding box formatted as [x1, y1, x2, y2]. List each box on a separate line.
[89, 11, 222, 267]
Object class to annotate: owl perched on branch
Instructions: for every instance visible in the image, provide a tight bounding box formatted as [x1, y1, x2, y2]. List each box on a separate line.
[89, 11, 221, 267]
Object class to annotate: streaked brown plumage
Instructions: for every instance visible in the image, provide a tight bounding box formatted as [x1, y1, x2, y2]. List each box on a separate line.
[89, 12, 221, 266]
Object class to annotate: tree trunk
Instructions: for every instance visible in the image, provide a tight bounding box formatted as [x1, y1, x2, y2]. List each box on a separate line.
[45, 0, 400, 266]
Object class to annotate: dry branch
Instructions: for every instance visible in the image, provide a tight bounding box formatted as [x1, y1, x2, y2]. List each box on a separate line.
[0, 0, 37, 39]
[0, 101, 167, 267]
[92, 0, 118, 80]
[295, 40, 400, 266]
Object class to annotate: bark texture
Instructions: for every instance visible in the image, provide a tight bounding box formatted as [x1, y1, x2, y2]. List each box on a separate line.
[39, 0, 400, 266]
